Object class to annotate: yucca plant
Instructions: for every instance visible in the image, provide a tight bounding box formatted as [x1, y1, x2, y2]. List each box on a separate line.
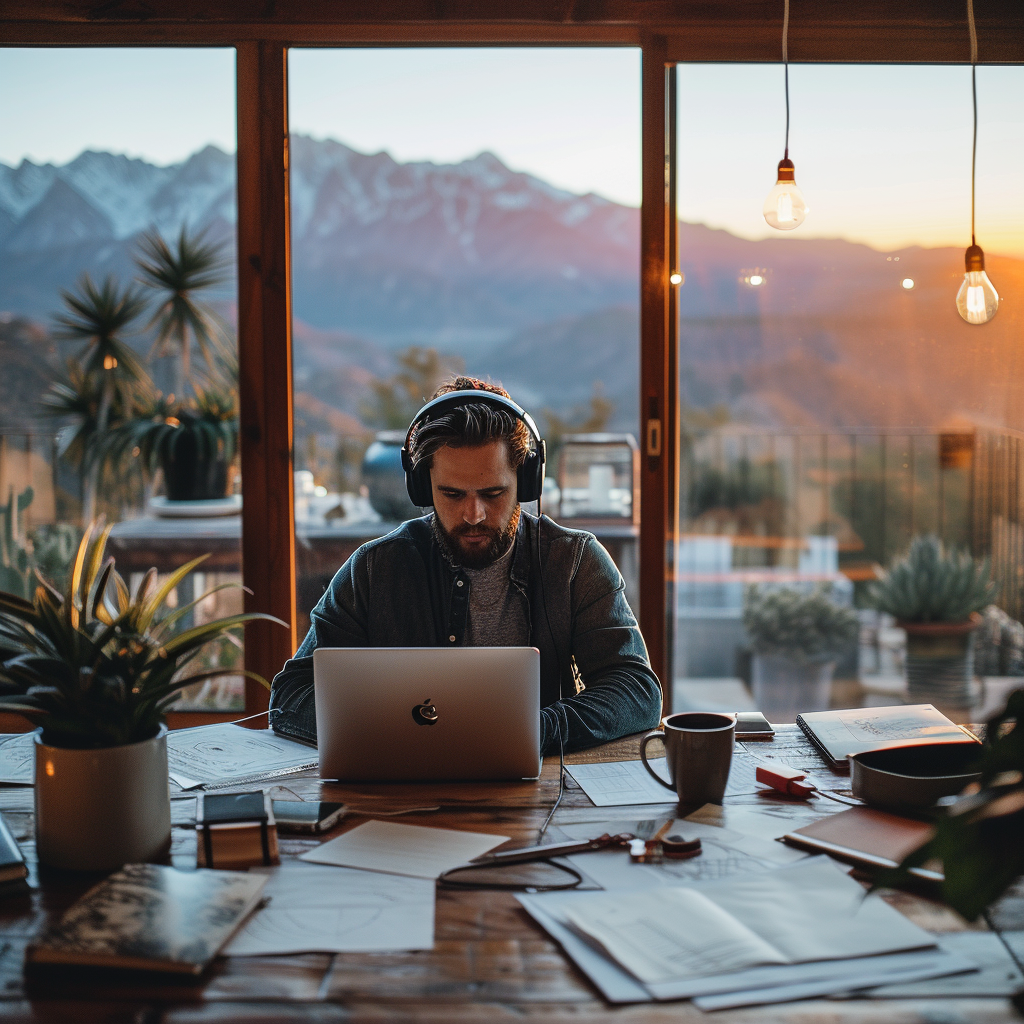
[869, 535, 995, 623]
[0, 521, 283, 748]
[135, 226, 231, 401]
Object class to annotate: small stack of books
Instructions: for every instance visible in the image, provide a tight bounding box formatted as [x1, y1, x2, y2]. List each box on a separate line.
[197, 791, 280, 869]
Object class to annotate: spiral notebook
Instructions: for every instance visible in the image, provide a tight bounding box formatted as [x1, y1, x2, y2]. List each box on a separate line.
[795, 705, 979, 770]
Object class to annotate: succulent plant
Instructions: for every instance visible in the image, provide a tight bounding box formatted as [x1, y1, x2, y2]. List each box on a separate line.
[743, 584, 859, 663]
[869, 535, 995, 624]
[0, 521, 283, 748]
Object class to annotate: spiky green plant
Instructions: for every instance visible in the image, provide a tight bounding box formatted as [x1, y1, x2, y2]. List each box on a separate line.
[0, 521, 283, 748]
[869, 535, 995, 623]
[52, 277, 149, 523]
[105, 382, 238, 486]
[743, 584, 860, 663]
[135, 226, 230, 401]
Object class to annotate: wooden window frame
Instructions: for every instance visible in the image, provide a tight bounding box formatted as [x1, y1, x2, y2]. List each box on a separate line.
[2, 4, 1022, 716]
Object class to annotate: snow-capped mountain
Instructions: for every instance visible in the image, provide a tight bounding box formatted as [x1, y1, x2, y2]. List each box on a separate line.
[0, 137, 638, 341]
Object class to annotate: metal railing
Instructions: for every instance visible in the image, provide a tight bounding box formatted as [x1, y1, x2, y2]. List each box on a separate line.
[681, 424, 1024, 620]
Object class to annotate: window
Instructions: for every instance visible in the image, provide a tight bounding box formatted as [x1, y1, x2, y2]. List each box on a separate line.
[0, 48, 244, 710]
[286, 48, 642, 635]
[673, 64, 1024, 722]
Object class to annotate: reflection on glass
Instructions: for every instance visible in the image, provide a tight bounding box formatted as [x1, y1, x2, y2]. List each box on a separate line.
[0, 48, 243, 710]
[674, 64, 1024, 725]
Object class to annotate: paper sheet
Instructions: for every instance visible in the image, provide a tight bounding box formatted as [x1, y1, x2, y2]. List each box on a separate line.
[518, 892, 970, 1005]
[299, 819, 508, 879]
[698, 855, 933, 965]
[0, 733, 35, 785]
[562, 818, 807, 890]
[166, 724, 318, 789]
[564, 751, 761, 807]
[223, 861, 434, 955]
[691, 950, 974, 1010]
[564, 887, 788, 984]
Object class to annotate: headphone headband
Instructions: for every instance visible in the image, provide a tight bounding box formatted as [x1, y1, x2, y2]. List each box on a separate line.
[400, 389, 547, 508]
[403, 390, 542, 454]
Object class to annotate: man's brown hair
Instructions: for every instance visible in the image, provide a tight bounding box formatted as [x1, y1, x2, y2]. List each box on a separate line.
[407, 376, 532, 471]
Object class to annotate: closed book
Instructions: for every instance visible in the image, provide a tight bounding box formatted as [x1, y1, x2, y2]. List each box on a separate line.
[0, 812, 27, 884]
[781, 806, 941, 881]
[27, 863, 267, 974]
[796, 704, 979, 770]
[197, 791, 279, 869]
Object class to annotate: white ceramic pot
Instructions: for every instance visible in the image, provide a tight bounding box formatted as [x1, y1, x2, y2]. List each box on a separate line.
[751, 653, 835, 724]
[34, 724, 172, 871]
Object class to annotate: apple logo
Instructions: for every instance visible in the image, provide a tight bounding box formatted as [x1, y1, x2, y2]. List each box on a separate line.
[411, 698, 439, 726]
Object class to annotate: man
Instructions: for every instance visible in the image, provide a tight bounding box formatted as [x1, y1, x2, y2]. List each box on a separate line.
[270, 377, 662, 754]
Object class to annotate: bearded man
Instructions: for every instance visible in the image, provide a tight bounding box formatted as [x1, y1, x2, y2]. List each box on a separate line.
[269, 377, 662, 755]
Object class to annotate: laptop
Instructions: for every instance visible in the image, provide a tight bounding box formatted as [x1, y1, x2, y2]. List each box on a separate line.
[313, 647, 541, 782]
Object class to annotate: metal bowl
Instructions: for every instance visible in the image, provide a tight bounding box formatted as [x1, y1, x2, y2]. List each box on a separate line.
[850, 742, 982, 812]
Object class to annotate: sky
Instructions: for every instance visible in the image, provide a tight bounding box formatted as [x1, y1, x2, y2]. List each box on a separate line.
[0, 48, 1021, 256]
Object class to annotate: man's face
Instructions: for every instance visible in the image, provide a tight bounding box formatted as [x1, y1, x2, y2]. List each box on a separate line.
[430, 440, 520, 569]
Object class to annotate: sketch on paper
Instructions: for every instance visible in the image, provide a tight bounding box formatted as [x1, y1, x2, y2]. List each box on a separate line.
[166, 724, 318, 789]
[0, 733, 35, 785]
[224, 862, 435, 955]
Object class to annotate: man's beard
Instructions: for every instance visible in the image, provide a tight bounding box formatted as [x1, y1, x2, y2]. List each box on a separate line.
[434, 506, 520, 569]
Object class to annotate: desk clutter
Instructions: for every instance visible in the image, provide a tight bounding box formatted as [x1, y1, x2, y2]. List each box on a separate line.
[0, 702, 1021, 1013]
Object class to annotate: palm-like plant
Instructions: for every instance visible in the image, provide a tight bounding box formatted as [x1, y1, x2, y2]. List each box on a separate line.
[52, 276, 149, 523]
[135, 226, 230, 401]
[0, 521, 283, 749]
[42, 359, 151, 521]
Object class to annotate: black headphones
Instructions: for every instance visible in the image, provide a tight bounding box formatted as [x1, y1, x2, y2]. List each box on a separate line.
[400, 390, 547, 507]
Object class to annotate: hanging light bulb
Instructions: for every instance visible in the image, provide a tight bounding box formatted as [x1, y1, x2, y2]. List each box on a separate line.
[763, 158, 807, 230]
[957, 0, 997, 324]
[957, 244, 999, 324]
[764, 0, 806, 231]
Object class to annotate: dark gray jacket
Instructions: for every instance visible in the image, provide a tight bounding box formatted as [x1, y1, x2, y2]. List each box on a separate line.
[269, 512, 663, 754]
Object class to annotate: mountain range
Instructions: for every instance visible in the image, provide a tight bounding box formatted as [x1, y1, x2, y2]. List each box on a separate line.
[1, 138, 1022, 439]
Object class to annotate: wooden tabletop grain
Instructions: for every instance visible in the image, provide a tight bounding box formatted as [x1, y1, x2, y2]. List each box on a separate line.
[0, 726, 1019, 1023]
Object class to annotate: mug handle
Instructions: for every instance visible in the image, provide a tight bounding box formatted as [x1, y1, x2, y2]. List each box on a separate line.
[639, 729, 675, 789]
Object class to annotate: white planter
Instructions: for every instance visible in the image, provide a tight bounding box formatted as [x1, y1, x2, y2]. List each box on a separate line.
[34, 725, 172, 872]
[751, 653, 835, 724]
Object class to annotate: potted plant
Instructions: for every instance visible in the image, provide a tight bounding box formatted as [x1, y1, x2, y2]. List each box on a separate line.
[0, 522, 281, 871]
[870, 536, 995, 706]
[111, 382, 239, 504]
[743, 584, 859, 721]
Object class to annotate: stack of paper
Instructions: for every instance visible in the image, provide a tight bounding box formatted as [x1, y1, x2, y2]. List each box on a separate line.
[166, 724, 318, 789]
[520, 856, 974, 1008]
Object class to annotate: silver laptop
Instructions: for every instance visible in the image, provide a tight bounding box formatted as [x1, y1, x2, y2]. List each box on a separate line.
[313, 647, 541, 781]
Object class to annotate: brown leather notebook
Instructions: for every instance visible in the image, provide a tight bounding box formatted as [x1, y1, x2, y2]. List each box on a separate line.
[781, 806, 941, 881]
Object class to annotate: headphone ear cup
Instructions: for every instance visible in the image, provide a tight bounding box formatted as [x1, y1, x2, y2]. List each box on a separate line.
[516, 442, 546, 504]
[403, 448, 434, 507]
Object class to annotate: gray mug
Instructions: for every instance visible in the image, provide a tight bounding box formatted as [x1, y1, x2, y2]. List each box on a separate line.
[639, 712, 735, 805]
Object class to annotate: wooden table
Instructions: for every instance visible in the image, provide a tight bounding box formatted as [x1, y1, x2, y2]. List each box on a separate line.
[0, 726, 1019, 1022]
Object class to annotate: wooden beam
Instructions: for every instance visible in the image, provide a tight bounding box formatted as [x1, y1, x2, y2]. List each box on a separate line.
[638, 37, 677, 702]
[236, 41, 297, 721]
[2, 0, 1022, 62]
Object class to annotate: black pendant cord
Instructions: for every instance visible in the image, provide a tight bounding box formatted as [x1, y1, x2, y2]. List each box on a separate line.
[968, 0, 978, 246]
[970, 63, 977, 246]
[782, 0, 790, 159]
